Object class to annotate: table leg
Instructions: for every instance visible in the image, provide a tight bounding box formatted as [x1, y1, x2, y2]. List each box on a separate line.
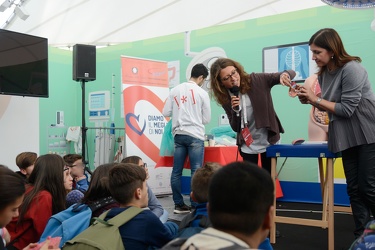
[318, 158, 328, 223]
[270, 157, 277, 244]
[318, 158, 324, 197]
[327, 158, 334, 250]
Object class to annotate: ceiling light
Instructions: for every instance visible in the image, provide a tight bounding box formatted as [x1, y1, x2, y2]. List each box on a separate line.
[321, 0, 375, 9]
[14, 5, 29, 20]
[0, 0, 12, 12]
[322, 1, 375, 32]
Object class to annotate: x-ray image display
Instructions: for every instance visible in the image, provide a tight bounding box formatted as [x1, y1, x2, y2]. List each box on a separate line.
[263, 42, 316, 83]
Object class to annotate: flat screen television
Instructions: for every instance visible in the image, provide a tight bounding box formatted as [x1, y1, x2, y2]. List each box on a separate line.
[262, 42, 317, 83]
[0, 29, 48, 98]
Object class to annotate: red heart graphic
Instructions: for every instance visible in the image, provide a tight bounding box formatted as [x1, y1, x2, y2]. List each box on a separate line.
[123, 86, 169, 163]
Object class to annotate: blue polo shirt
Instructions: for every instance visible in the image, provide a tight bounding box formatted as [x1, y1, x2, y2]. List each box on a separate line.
[105, 207, 174, 250]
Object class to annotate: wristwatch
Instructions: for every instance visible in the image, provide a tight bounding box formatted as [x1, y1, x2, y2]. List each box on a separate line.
[315, 97, 322, 106]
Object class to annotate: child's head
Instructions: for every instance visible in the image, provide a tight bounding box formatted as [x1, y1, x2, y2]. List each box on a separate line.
[208, 161, 274, 237]
[81, 163, 116, 203]
[28, 154, 66, 188]
[0, 165, 25, 228]
[15, 152, 37, 178]
[121, 155, 149, 179]
[108, 163, 148, 207]
[191, 162, 221, 203]
[121, 155, 142, 165]
[63, 154, 84, 178]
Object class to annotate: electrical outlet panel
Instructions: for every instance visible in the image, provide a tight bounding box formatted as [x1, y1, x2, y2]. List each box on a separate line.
[219, 113, 229, 126]
[56, 111, 64, 126]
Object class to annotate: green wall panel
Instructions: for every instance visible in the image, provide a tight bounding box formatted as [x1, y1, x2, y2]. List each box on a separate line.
[41, 5, 375, 181]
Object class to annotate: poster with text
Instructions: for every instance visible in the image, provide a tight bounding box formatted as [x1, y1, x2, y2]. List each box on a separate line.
[121, 56, 172, 195]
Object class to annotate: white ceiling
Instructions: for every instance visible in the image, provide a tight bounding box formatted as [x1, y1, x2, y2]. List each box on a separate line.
[0, 0, 327, 48]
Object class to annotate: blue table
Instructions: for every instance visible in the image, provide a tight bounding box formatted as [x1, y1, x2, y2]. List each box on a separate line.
[266, 143, 339, 250]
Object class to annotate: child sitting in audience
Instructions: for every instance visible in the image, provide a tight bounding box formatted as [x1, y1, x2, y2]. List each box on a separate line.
[105, 163, 178, 249]
[176, 161, 272, 249]
[177, 162, 221, 237]
[6, 154, 67, 250]
[63, 166, 84, 207]
[163, 161, 274, 249]
[0, 165, 23, 250]
[0, 164, 60, 250]
[80, 163, 118, 217]
[63, 154, 88, 192]
[121, 156, 168, 222]
[15, 152, 37, 182]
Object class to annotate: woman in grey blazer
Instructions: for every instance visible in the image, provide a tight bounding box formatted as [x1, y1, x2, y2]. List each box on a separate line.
[298, 28, 375, 238]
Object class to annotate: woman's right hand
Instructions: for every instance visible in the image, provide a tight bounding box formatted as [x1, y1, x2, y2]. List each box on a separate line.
[297, 86, 314, 104]
[231, 95, 240, 111]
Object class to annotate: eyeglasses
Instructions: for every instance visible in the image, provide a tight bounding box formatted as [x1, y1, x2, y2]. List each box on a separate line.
[139, 163, 147, 168]
[221, 69, 238, 82]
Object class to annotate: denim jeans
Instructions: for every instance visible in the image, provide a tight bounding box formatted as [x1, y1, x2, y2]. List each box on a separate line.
[159, 209, 169, 224]
[164, 221, 179, 237]
[171, 134, 204, 206]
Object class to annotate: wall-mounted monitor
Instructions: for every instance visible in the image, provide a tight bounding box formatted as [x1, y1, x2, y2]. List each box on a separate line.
[262, 42, 317, 83]
[0, 29, 48, 98]
[88, 91, 110, 121]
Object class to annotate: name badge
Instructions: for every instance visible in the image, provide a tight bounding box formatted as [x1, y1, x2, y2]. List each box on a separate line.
[241, 127, 253, 147]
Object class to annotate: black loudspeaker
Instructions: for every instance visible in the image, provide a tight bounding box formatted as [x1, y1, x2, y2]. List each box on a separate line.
[73, 44, 96, 81]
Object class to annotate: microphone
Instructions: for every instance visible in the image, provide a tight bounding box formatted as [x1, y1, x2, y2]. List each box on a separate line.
[229, 86, 240, 112]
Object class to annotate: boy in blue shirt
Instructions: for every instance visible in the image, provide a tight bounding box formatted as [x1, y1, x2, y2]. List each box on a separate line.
[106, 163, 178, 250]
[177, 162, 221, 235]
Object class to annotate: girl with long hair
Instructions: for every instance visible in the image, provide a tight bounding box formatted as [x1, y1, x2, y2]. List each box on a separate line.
[6, 154, 66, 249]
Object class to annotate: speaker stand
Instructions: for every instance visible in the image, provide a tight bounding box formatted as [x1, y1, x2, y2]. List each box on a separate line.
[80, 79, 92, 175]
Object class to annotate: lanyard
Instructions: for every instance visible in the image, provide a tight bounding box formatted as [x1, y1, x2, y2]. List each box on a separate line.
[241, 94, 247, 129]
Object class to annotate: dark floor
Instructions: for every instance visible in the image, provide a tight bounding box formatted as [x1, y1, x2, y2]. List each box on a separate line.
[158, 195, 355, 250]
[272, 202, 354, 250]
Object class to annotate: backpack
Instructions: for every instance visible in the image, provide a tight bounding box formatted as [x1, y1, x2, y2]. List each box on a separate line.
[62, 206, 142, 250]
[40, 196, 116, 248]
[349, 220, 375, 250]
[177, 212, 211, 238]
